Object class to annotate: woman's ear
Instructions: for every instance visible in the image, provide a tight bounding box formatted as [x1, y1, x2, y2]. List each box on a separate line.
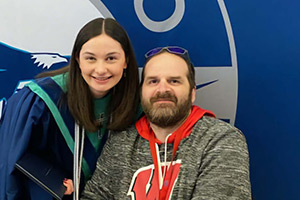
[123, 57, 128, 69]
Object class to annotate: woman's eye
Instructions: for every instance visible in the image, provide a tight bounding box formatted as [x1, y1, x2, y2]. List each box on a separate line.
[86, 56, 96, 61]
[106, 56, 116, 61]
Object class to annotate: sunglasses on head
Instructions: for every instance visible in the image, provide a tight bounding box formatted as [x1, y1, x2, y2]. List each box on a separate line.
[145, 46, 189, 59]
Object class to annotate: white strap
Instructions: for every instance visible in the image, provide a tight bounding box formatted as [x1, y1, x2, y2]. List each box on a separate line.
[73, 123, 85, 200]
[163, 133, 172, 184]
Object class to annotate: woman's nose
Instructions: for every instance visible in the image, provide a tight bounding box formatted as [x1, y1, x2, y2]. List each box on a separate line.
[94, 62, 107, 74]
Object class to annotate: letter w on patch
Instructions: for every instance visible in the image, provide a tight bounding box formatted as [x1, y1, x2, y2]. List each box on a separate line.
[127, 160, 181, 200]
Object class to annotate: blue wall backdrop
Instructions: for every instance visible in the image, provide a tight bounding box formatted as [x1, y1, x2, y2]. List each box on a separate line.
[227, 1, 300, 199]
[0, 1, 299, 199]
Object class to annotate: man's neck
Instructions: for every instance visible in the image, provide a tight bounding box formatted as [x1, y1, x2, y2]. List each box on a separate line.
[150, 113, 190, 142]
[149, 123, 180, 142]
[150, 110, 191, 143]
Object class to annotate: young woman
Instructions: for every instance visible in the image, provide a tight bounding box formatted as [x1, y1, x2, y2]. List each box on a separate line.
[0, 18, 140, 200]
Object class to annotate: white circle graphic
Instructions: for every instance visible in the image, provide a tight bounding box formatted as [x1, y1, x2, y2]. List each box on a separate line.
[134, 0, 185, 32]
[0, 0, 238, 124]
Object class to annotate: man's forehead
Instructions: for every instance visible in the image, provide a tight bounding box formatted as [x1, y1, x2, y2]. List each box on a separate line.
[144, 68, 186, 79]
[144, 52, 189, 77]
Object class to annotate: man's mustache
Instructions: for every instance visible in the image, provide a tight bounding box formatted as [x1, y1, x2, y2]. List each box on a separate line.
[150, 92, 177, 104]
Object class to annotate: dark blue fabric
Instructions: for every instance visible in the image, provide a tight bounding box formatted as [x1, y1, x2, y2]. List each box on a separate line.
[36, 78, 106, 181]
[0, 87, 54, 199]
[0, 78, 108, 200]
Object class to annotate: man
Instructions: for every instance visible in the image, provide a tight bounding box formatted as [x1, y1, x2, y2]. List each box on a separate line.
[81, 46, 252, 199]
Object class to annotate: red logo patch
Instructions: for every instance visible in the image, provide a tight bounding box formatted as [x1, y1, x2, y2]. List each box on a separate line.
[127, 160, 181, 200]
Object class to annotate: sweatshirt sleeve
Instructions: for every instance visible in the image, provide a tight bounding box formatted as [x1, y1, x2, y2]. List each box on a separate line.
[191, 119, 252, 200]
[80, 133, 115, 200]
[0, 87, 52, 199]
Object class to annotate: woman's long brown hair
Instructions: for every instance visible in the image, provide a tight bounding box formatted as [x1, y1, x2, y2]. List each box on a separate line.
[36, 18, 140, 132]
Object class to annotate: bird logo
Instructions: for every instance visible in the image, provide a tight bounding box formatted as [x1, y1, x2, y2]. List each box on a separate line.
[0, 0, 238, 124]
[31, 53, 68, 69]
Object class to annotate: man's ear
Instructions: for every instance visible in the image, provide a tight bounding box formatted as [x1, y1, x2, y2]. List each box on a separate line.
[191, 87, 196, 104]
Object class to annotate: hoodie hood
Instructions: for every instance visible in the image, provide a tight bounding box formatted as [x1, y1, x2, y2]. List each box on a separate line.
[136, 105, 215, 144]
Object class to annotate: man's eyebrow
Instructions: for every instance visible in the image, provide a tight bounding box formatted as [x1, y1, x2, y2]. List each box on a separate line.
[168, 76, 182, 79]
[144, 76, 158, 79]
[144, 76, 183, 79]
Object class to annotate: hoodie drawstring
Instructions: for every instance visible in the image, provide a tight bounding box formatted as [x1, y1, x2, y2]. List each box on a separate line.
[154, 133, 173, 190]
[149, 131, 182, 199]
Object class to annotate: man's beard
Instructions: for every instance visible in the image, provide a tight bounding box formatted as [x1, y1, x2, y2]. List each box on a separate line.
[141, 91, 192, 128]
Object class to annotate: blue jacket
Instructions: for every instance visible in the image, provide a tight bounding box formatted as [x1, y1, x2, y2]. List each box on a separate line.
[0, 75, 108, 200]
